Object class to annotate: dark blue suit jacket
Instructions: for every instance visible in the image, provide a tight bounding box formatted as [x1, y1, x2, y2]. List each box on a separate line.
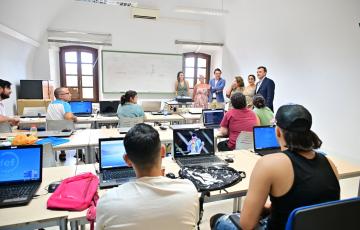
[255, 77, 275, 111]
[208, 78, 226, 102]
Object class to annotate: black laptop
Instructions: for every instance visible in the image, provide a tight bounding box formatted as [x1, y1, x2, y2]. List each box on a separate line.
[253, 125, 281, 156]
[202, 109, 225, 128]
[69, 101, 92, 117]
[98, 138, 136, 189]
[173, 128, 227, 167]
[99, 101, 120, 117]
[0, 145, 42, 208]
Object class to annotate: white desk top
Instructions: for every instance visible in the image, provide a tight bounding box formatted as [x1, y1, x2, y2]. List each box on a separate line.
[144, 112, 184, 122]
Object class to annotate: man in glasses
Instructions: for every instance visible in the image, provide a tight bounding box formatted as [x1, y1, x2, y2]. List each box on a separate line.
[46, 87, 77, 160]
[0, 79, 20, 129]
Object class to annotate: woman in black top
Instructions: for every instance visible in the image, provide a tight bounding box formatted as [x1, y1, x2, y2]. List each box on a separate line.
[211, 104, 340, 230]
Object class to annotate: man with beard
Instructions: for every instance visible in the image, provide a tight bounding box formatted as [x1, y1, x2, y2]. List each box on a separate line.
[0, 79, 20, 128]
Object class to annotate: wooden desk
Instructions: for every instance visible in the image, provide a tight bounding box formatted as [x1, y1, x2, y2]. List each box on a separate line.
[0, 164, 95, 230]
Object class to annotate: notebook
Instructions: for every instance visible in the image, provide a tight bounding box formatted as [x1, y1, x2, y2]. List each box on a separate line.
[98, 138, 136, 189]
[253, 125, 281, 156]
[69, 101, 92, 117]
[202, 109, 225, 128]
[173, 128, 227, 167]
[99, 101, 120, 117]
[0, 145, 42, 208]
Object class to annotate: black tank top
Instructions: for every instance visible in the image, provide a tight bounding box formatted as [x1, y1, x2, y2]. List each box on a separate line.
[267, 150, 340, 230]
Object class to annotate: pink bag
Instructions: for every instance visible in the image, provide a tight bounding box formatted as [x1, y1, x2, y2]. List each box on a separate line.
[47, 172, 99, 211]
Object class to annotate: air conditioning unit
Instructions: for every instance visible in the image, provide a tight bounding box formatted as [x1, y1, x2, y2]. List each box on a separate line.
[131, 7, 159, 20]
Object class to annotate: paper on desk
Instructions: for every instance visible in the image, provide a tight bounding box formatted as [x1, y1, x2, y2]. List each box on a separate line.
[236, 132, 254, 150]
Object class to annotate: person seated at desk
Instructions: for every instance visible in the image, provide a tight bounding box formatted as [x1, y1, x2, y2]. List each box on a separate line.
[211, 104, 340, 230]
[46, 87, 77, 161]
[175, 71, 190, 97]
[217, 93, 259, 151]
[252, 94, 274, 126]
[117, 90, 144, 118]
[96, 124, 199, 230]
[0, 79, 20, 130]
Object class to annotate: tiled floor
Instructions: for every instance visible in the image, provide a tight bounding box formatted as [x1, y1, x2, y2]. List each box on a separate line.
[46, 152, 359, 230]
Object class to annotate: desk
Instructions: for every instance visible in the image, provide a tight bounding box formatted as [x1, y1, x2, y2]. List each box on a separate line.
[144, 112, 184, 124]
[0, 164, 95, 230]
[180, 113, 202, 123]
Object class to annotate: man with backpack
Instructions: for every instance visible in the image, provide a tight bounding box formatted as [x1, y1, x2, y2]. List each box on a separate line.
[96, 124, 199, 230]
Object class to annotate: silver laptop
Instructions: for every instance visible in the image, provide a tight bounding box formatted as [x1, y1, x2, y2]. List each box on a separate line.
[20, 107, 46, 118]
[142, 101, 162, 112]
[0, 145, 42, 208]
[173, 128, 227, 167]
[253, 125, 281, 156]
[36, 130, 73, 138]
[202, 109, 225, 128]
[99, 138, 136, 189]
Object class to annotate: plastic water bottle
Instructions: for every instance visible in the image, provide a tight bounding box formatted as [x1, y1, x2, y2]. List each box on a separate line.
[163, 105, 168, 116]
[30, 125, 37, 137]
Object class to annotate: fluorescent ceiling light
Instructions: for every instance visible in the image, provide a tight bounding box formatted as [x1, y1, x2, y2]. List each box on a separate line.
[75, 0, 138, 7]
[174, 6, 228, 16]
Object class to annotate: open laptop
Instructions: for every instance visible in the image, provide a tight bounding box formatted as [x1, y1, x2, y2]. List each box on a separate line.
[173, 128, 227, 167]
[36, 130, 73, 138]
[0, 145, 42, 208]
[69, 101, 92, 117]
[253, 125, 281, 156]
[99, 101, 120, 117]
[98, 138, 136, 189]
[142, 101, 161, 112]
[202, 109, 225, 128]
[20, 107, 46, 118]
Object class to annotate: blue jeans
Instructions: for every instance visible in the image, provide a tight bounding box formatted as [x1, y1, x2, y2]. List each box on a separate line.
[214, 214, 268, 230]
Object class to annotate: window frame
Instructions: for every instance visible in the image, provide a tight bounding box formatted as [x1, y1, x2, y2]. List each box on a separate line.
[182, 52, 211, 88]
[59, 46, 99, 102]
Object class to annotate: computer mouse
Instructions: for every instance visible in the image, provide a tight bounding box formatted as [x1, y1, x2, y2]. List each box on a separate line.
[48, 181, 61, 193]
[159, 126, 167, 130]
[225, 158, 234, 163]
[165, 173, 176, 179]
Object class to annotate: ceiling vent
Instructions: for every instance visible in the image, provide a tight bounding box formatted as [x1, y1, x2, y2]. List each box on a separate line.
[132, 7, 159, 20]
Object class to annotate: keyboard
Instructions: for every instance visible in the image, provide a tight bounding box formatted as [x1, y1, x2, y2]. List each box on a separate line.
[103, 170, 136, 181]
[75, 114, 92, 117]
[179, 156, 226, 166]
[100, 113, 117, 117]
[0, 184, 38, 201]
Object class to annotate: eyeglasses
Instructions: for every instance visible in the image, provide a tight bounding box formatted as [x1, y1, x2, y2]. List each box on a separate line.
[60, 92, 70, 95]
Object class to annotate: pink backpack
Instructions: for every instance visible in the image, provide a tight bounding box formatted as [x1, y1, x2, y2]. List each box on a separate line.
[47, 172, 99, 211]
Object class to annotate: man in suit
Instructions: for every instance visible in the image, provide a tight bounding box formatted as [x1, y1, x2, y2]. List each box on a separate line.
[209, 68, 226, 108]
[255, 66, 275, 111]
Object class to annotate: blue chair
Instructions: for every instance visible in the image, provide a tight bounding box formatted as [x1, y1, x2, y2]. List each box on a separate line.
[285, 197, 360, 230]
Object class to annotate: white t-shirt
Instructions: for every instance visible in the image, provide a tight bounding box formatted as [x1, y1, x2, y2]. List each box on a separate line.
[0, 101, 6, 116]
[96, 176, 199, 230]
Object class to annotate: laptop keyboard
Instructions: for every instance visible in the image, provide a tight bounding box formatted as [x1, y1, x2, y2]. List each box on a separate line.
[103, 170, 136, 180]
[179, 156, 225, 166]
[0, 184, 38, 201]
[75, 114, 91, 117]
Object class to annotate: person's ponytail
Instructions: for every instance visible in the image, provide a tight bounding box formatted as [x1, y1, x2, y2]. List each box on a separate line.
[120, 95, 126, 106]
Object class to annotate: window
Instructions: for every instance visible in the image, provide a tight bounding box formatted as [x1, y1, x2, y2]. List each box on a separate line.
[183, 53, 211, 88]
[59, 46, 99, 102]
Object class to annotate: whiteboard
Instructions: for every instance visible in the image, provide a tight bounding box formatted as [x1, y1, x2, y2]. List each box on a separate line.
[102, 51, 183, 93]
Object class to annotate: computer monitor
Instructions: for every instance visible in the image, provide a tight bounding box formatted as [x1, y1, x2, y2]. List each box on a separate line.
[99, 101, 120, 114]
[0, 145, 42, 184]
[173, 128, 215, 157]
[69, 101, 92, 115]
[253, 126, 280, 150]
[203, 109, 225, 126]
[99, 138, 128, 170]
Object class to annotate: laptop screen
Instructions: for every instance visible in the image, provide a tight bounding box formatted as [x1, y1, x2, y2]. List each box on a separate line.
[69, 101, 92, 114]
[0, 145, 42, 184]
[253, 126, 280, 150]
[100, 101, 120, 114]
[99, 138, 128, 170]
[142, 101, 161, 112]
[173, 128, 215, 158]
[203, 109, 224, 126]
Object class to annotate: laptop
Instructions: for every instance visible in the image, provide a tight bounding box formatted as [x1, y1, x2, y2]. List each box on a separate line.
[99, 101, 120, 117]
[0, 145, 42, 208]
[69, 101, 92, 117]
[36, 130, 73, 138]
[98, 138, 136, 189]
[202, 109, 225, 128]
[188, 108, 203, 114]
[20, 107, 46, 118]
[142, 101, 161, 112]
[253, 125, 281, 156]
[173, 128, 227, 167]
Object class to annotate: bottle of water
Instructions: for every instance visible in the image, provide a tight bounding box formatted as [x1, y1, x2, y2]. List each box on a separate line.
[163, 104, 168, 116]
[30, 125, 37, 137]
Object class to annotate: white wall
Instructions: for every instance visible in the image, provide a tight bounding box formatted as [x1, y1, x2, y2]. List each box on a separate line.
[222, 0, 360, 163]
[32, 1, 224, 100]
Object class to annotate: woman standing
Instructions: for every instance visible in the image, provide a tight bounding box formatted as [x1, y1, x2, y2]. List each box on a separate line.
[243, 74, 256, 108]
[226, 76, 245, 109]
[175, 71, 189, 97]
[193, 75, 210, 108]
